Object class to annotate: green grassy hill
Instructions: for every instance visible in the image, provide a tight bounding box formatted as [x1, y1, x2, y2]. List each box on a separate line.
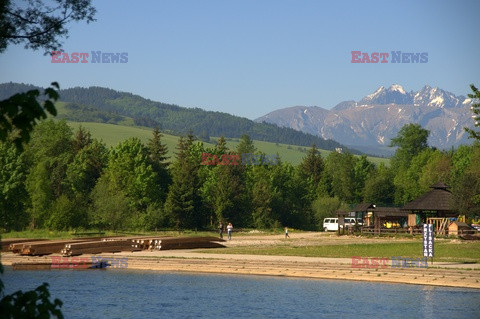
[1, 83, 362, 154]
[67, 121, 214, 154]
[67, 121, 389, 166]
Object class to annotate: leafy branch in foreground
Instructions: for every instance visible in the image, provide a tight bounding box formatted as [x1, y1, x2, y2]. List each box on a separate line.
[0, 0, 96, 54]
[465, 84, 480, 141]
[0, 82, 59, 150]
[0, 280, 64, 319]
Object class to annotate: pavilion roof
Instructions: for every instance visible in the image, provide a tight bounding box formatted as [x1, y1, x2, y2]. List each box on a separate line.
[402, 182, 454, 212]
[353, 203, 374, 212]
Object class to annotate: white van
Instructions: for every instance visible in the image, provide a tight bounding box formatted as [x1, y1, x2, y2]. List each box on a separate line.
[323, 218, 339, 232]
[323, 218, 363, 232]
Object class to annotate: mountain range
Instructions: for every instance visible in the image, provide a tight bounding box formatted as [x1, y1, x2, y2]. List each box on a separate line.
[255, 84, 475, 156]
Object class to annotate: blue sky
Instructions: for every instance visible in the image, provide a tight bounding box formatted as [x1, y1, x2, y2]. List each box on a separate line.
[1, 0, 479, 119]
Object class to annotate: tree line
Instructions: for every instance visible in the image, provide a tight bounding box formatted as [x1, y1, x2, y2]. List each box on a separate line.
[1, 120, 479, 233]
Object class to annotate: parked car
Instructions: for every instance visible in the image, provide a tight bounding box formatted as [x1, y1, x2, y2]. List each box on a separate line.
[345, 217, 363, 228]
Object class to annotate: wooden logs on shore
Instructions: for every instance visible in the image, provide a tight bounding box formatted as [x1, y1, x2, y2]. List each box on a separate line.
[61, 240, 142, 256]
[1, 238, 44, 252]
[10, 239, 102, 256]
[5, 235, 225, 257]
[130, 236, 225, 251]
[130, 237, 171, 250]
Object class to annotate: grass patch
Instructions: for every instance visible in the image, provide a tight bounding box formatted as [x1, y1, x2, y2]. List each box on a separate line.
[200, 242, 480, 263]
[1, 229, 77, 239]
[65, 122, 389, 166]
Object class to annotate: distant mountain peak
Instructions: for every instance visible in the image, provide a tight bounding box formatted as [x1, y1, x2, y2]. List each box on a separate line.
[388, 84, 406, 94]
[364, 86, 385, 101]
[360, 84, 412, 105]
[254, 84, 474, 155]
[413, 85, 463, 109]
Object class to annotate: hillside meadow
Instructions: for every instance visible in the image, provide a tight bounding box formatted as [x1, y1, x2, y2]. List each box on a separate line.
[66, 121, 389, 166]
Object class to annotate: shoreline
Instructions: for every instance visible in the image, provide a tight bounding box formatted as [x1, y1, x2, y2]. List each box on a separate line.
[2, 251, 480, 290]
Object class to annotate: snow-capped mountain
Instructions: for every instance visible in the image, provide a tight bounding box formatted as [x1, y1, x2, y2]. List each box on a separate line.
[359, 84, 413, 105]
[255, 85, 475, 155]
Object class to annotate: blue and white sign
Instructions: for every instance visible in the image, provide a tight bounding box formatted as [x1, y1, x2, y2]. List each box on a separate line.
[423, 224, 434, 257]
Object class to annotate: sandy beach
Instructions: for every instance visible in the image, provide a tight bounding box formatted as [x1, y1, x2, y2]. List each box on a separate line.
[2, 232, 480, 289]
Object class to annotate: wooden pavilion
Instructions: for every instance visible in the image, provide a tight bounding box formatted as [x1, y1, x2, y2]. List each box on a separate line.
[353, 203, 408, 234]
[401, 182, 457, 235]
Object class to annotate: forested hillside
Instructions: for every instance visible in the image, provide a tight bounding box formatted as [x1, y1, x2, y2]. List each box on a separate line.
[0, 83, 360, 154]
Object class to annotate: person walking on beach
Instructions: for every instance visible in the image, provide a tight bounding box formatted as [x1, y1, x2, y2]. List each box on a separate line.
[285, 227, 289, 238]
[218, 221, 224, 239]
[227, 223, 233, 240]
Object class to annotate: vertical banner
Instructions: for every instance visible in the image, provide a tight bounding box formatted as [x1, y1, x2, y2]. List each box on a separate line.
[423, 224, 434, 257]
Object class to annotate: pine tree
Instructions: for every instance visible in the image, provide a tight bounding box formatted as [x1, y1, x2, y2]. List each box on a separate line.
[186, 130, 196, 146]
[147, 127, 171, 201]
[73, 125, 92, 153]
[236, 134, 256, 155]
[216, 136, 228, 154]
[148, 127, 169, 169]
[164, 134, 203, 229]
[299, 144, 324, 188]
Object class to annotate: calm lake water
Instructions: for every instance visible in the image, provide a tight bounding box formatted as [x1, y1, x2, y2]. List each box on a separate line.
[2, 268, 479, 319]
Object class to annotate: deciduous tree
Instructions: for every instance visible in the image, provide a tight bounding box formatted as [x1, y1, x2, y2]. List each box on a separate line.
[323, 151, 356, 203]
[0, 141, 29, 231]
[390, 123, 429, 170]
[363, 163, 395, 206]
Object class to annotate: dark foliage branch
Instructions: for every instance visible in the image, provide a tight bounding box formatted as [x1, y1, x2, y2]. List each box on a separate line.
[0, 0, 96, 54]
[0, 82, 59, 150]
[0, 281, 64, 319]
